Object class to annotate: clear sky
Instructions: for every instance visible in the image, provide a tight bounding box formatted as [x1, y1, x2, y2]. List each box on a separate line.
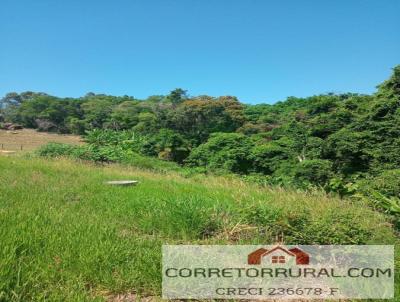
[1, 0, 399, 104]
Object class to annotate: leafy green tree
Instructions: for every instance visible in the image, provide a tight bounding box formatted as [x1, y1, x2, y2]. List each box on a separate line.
[107, 101, 140, 129]
[165, 88, 188, 105]
[11, 95, 79, 132]
[186, 133, 253, 173]
[325, 128, 372, 175]
[0, 91, 48, 108]
[293, 159, 333, 186]
[81, 98, 113, 129]
[376, 65, 400, 99]
[251, 137, 295, 175]
[132, 112, 158, 134]
[168, 96, 245, 144]
[141, 129, 190, 163]
[66, 117, 86, 134]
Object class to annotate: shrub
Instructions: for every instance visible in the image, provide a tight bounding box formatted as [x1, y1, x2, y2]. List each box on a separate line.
[185, 133, 253, 174]
[84, 129, 143, 152]
[241, 203, 284, 226]
[37, 142, 127, 162]
[359, 169, 400, 198]
[36, 143, 76, 157]
[299, 210, 372, 244]
[240, 174, 273, 187]
[293, 159, 333, 186]
[140, 129, 190, 163]
[250, 138, 293, 175]
[121, 152, 182, 173]
[37, 142, 183, 174]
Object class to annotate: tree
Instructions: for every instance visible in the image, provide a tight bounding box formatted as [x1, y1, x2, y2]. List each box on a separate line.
[251, 138, 293, 175]
[376, 65, 400, 99]
[11, 95, 75, 131]
[325, 128, 372, 175]
[165, 88, 188, 105]
[81, 98, 113, 129]
[132, 112, 158, 134]
[293, 159, 333, 186]
[0, 91, 47, 108]
[168, 95, 245, 144]
[108, 101, 140, 130]
[186, 133, 253, 173]
[0, 92, 22, 108]
[140, 129, 190, 163]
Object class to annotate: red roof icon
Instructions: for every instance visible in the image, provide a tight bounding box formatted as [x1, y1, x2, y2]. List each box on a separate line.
[248, 246, 309, 265]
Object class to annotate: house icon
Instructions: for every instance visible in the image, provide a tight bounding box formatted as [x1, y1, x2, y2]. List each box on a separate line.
[248, 246, 309, 265]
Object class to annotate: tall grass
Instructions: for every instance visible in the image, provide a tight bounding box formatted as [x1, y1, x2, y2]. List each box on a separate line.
[0, 157, 398, 301]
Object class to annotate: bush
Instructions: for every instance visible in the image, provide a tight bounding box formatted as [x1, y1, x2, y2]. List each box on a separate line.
[185, 133, 253, 173]
[240, 174, 273, 187]
[298, 210, 372, 244]
[293, 159, 333, 186]
[250, 138, 293, 175]
[37, 142, 183, 173]
[37, 142, 127, 162]
[359, 169, 400, 198]
[36, 143, 76, 157]
[140, 129, 190, 163]
[241, 203, 284, 226]
[121, 152, 182, 173]
[84, 129, 143, 152]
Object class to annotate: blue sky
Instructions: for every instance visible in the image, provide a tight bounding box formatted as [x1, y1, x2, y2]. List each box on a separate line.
[0, 0, 399, 104]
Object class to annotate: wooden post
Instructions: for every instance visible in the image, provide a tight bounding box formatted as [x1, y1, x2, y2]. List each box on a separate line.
[21, 145, 23, 151]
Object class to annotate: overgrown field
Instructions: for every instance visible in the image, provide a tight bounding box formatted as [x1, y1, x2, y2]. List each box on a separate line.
[0, 156, 398, 301]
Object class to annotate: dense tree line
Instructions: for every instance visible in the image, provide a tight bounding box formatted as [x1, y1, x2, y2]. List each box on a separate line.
[1, 66, 400, 201]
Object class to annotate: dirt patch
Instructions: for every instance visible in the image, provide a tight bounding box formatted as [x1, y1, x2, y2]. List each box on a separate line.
[105, 293, 159, 302]
[104, 293, 322, 302]
[0, 129, 83, 152]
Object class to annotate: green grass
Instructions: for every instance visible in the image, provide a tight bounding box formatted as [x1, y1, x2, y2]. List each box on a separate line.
[0, 156, 398, 301]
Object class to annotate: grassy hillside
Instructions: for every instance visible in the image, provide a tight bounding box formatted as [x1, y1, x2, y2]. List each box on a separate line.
[0, 156, 398, 301]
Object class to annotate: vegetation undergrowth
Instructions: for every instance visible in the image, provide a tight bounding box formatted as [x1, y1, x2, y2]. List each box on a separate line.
[4, 66, 400, 226]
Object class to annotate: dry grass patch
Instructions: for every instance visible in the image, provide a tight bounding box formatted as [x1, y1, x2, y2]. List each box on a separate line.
[0, 128, 83, 152]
